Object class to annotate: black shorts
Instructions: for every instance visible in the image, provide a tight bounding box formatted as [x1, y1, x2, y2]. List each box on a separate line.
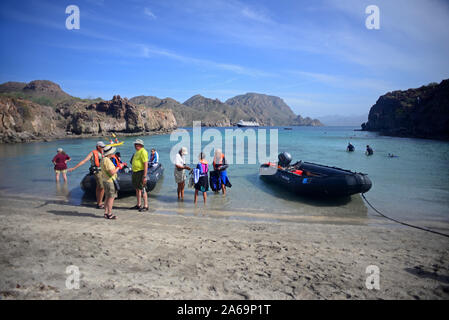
[194, 175, 209, 192]
[132, 170, 145, 190]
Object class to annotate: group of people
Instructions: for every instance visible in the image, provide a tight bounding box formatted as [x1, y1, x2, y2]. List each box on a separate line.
[174, 147, 230, 205]
[346, 142, 374, 156]
[51, 138, 230, 219]
[52, 139, 155, 219]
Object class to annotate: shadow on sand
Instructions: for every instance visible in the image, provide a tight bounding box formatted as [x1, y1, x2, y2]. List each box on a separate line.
[247, 174, 353, 207]
[405, 267, 449, 284]
[46, 210, 103, 219]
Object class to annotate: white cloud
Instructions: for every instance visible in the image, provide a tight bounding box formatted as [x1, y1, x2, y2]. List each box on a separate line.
[240, 7, 272, 23]
[144, 8, 157, 19]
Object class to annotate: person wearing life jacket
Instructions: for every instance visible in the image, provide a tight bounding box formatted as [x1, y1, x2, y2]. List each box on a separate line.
[110, 152, 127, 170]
[149, 148, 159, 167]
[194, 152, 209, 205]
[68, 141, 106, 209]
[212, 148, 231, 195]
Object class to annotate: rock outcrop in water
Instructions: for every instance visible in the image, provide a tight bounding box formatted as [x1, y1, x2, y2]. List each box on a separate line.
[361, 79, 449, 140]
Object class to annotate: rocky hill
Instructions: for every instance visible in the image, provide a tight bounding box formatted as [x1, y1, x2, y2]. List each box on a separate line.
[225, 93, 298, 126]
[361, 79, 449, 140]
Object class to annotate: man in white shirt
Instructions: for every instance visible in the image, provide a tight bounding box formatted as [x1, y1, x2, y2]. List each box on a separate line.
[174, 147, 191, 200]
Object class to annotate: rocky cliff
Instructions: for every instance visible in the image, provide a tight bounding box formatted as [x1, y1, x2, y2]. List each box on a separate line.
[0, 96, 66, 143]
[0, 83, 178, 143]
[361, 79, 449, 140]
[61, 95, 177, 135]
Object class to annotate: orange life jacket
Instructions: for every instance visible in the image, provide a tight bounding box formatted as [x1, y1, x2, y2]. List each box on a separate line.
[92, 150, 101, 167]
[213, 154, 224, 169]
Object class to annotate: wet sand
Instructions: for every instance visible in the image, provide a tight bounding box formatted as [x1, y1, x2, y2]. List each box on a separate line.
[0, 193, 448, 300]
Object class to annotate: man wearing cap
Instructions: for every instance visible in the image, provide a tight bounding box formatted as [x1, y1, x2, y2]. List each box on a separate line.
[130, 139, 149, 212]
[68, 141, 106, 209]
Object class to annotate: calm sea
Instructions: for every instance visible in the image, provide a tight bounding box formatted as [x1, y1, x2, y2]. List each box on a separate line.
[0, 126, 448, 225]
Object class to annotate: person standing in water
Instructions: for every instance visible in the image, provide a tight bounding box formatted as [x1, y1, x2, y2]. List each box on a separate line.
[68, 141, 106, 209]
[101, 146, 120, 220]
[347, 142, 355, 152]
[194, 152, 209, 205]
[174, 147, 191, 200]
[52, 148, 71, 183]
[130, 139, 149, 212]
[213, 148, 231, 195]
[366, 145, 374, 156]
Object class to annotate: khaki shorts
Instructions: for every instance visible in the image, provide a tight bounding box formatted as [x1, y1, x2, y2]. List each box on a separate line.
[103, 181, 117, 199]
[94, 172, 104, 189]
[132, 170, 145, 190]
[174, 167, 186, 184]
[55, 169, 67, 174]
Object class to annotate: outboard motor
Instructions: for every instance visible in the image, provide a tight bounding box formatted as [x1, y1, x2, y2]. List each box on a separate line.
[278, 152, 292, 167]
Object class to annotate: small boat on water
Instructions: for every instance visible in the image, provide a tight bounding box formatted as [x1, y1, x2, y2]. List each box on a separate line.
[81, 163, 164, 196]
[106, 141, 124, 147]
[236, 120, 260, 127]
[259, 152, 372, 197]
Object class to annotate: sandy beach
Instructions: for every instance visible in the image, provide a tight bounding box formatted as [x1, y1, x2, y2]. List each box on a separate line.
[0, 192, 448, 300]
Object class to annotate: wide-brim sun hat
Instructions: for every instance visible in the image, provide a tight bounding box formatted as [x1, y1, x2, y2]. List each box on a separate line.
[134, 139, 144, 146]
[181, 147, 188, 155]
[104, 146, 116, 157]
[97, 141, 106, 148]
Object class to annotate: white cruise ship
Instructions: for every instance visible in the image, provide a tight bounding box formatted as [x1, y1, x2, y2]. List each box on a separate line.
[236, 120, 260, 127]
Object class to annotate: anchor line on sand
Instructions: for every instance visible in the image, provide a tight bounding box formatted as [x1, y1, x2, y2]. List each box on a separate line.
[361, 193, 449, 238]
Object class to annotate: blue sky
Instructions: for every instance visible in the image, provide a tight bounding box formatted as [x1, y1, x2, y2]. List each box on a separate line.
[1, 0, 448, 118]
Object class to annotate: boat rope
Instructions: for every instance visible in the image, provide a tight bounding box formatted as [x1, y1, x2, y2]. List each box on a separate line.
[361, 193, 449, 239]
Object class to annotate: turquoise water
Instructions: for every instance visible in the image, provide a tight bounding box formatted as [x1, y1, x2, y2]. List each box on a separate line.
[0, 126, 448, 224]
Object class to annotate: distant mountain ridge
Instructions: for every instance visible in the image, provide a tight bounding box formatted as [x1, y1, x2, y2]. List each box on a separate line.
[0, 79, 324, 143]
[131, 92, 323, 127]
